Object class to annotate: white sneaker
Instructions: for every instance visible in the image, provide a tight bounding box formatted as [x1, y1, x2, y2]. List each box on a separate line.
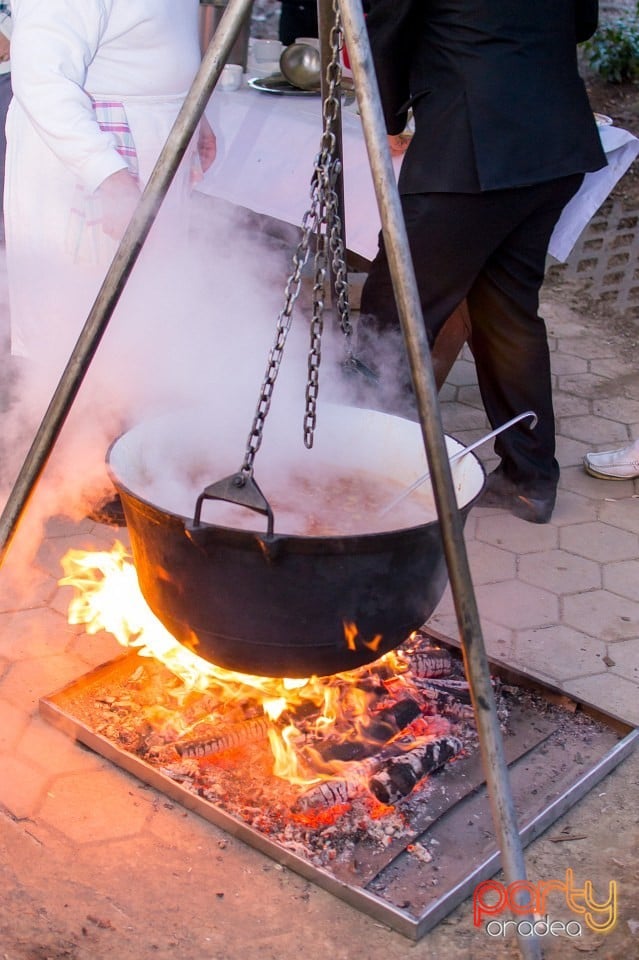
[583, 439, 639, 480]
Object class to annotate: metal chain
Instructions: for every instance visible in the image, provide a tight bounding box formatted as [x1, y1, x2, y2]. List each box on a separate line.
[240, 196, 321, 478]
[304, 0, 352, 447]
[240, 0, 351, 475]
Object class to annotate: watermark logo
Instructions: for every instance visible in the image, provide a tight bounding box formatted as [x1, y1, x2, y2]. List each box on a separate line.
[473, 869, 617, 938]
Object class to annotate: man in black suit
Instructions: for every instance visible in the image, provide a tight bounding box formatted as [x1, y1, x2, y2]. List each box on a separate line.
[358, 0, 606, 523]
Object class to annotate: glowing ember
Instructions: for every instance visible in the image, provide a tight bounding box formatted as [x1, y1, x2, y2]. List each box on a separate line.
[60, 544, 470, 803]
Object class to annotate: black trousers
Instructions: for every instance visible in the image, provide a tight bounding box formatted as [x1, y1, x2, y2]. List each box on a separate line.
[358, 174, 584, 492]
[278, 1, 318, 46]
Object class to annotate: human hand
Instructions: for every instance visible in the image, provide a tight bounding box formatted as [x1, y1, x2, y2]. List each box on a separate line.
[0, 34, 10, 63]
[197, 115, 217, 173]
[387, 133, 412, 157]
[96, 169, 142, 241]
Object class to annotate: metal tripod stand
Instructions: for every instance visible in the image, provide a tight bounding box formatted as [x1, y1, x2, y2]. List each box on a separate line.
[0, 3, 542, 956]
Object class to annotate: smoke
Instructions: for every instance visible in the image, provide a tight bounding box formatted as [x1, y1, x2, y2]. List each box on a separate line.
[0, 156, 427, 587]
[1, 175, 409, 571]
[0, 191, 321, 557]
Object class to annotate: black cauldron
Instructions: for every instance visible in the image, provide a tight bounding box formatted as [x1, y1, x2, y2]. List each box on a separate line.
[107, 404, 484, 677]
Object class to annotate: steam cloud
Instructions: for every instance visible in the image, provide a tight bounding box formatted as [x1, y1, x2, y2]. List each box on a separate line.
[0, 135, 422, 584]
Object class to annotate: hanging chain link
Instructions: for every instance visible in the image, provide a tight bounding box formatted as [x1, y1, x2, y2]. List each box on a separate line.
[239, 0, 352, 478]
[304, 0, 353, 447]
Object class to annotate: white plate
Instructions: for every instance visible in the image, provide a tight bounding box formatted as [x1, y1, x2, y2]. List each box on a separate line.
[248, 74, 319, 97]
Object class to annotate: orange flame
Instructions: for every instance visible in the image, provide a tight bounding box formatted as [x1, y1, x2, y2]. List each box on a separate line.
[343, 620, 383, 652]
[60, 543, 410, 791]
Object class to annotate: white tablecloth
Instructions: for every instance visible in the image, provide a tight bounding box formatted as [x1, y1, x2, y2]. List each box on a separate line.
[200, 86, 639, 264]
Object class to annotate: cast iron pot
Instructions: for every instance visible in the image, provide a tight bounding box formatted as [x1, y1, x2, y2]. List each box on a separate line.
[106, 404, 485, 678]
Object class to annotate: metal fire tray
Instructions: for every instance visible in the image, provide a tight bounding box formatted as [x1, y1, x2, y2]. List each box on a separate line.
[39, 642, 637, 941]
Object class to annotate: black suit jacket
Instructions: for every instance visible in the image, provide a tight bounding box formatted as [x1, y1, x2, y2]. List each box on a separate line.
[366, 0, 607, 192]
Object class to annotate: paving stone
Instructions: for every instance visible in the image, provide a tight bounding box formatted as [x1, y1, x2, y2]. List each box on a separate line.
[621, 377, 639, 401]
[541, 301, 586, 337]
[560, 520, 639, 562]
[556, 336, 619, 360]
[604, 637, 639, 684]
[0, 698, 30, 752]
[562, 672, 639, 726]
[563, 590, 639, 642]
[445, 359, 479, 387]
[556, 433, 600, 467]
[558, 414, 629, 445]
[0, 756, 51, 820]
[560, 372, 622, 398]
[560, 463, 638, 498]
[39, 768, 150, 843]
[594, 355, 637, 379]
[550, 353, 589, 376]
[549, 490, 599, 525]
[602, 558, 639, 600]
[511, 625, 608, 681]
[35, 533, 122, 581]
[427, 606, 515, 662]
[438, 381, 457, 403]
[0, 653, 91, 710]
[474, 580, 559, 629]
[553, 392, 595, 417]
[474, 512, 558, 553]
[44, 515, 97, 539]
[0, 607, 77, 661]
[518, 549, 601, 594]
[592, 396, 639, 423]
[465, 539, 516, 584]
[455, 384, 484, 408]
[67, 629, 124, 669]
[16, 715, 105, 775]
[0, 566, 58, 613]
[440, 405, 490, 434]
[599, 497, 639, 535]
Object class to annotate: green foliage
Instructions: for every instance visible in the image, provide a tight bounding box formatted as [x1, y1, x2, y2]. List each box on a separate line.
[583, 15, 639, 83]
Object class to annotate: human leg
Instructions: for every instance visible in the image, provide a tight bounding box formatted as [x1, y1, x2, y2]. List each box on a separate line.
[357, 192, 488, 400]
[466, 175, 584, 507]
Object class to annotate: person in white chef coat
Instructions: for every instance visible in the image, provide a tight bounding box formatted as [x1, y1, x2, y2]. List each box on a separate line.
[5, 0, 215, 358]
[3, 0, 217, 521]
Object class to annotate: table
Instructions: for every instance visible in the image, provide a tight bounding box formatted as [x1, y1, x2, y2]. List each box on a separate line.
[199, 85, 639, 264]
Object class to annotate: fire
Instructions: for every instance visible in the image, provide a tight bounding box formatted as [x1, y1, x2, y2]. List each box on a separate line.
[60, 543, 411, 790]
[343, 620, 383, 652]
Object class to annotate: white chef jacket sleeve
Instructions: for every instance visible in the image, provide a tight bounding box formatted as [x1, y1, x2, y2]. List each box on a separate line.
[9, 0, 128, 192]
[0, 8, 12, 41]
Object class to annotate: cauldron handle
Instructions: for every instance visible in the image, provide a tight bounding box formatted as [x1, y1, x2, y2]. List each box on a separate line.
[190, 472, 274, 536]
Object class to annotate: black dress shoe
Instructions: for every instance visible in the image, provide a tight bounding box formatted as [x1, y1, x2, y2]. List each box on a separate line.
[87, 493, 126, 527]
[478, 471, 556, 524]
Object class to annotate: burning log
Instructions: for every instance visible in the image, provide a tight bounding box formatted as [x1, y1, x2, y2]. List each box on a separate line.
[369, 735, 463, 805]
[293, 759, 379, 812]
[174, 715, 271, 758]
[295, 732, 460, 811]
[404, 646, 454, 679]
[317, 696, 423, 763]
[414, 682, 475, 721]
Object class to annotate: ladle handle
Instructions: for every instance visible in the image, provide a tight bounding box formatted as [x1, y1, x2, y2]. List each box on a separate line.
[191, 472, 274, 536]
[380, 410, 538, 517]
